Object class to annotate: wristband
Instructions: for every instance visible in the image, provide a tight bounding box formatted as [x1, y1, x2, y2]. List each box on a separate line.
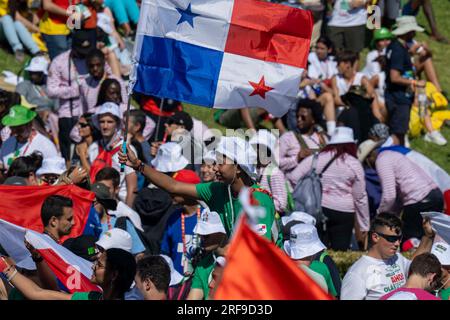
[136, 161, 145, 174]
[7, 268, 17, 282]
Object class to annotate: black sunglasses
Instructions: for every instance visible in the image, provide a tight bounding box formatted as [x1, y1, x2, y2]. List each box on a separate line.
[79, 122, 89, 128]
[375, 232, 402, 243]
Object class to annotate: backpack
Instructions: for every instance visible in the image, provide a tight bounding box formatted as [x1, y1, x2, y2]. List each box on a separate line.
[89, 145, 121, 183]
[291, 153, 338, 227]
[114, 216, 160, 255]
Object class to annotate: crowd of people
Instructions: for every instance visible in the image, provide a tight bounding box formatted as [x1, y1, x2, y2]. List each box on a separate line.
[0, 0, 449, 300]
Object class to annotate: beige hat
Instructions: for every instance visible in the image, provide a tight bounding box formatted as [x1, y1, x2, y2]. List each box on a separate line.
[357, 139, 382, 162]
[392, 16, 424, 36]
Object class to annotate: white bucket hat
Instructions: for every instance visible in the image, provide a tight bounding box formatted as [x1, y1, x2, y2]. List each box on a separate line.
[284, 224, 326, 260]
[96, 228, 132, 253]
[216, 136, 257, 179]
[327, 126, 356, 145]
[203, 149, 216, 164]
[160, 255, 184, 286]
[357, 139, 382, 162]
[392, 16, 424, 36]
[25, 56, 49, 75]
[36, 156, 66, 176]
[194, 209, 226, 235]
[151, 142, 189, 172]
[281, 211, 316, 227]
[431, 242, 450, 266]
[92, 102, 122, 130]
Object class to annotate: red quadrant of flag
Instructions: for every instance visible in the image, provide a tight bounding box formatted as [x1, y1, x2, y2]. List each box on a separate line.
[225, 0, 313, 69]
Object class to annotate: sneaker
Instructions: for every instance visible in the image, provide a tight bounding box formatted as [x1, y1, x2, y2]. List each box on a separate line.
[424, 131, 448, 146]
[14, 49, 25, 63]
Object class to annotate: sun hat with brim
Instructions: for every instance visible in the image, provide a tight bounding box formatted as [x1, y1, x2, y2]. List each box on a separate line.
[96, 228, 132, 253]
[25, 56, 49, 75]
[283, 224, 326, 260]
[357, 139, 383, 163]
[327, 126, 356, 145]
[194, 210, 226, 235]
[151, 142, 189, 173]
[431, 242, 450, 266]
[92, 102, 122, 130]
[36, 156, 67, 176]
[392, 16, 425, 36]
[216, 136, 257, 180]
[281, 211, 316, 227]
[1, 105, 36, 127]
[160, 255, 184, 286]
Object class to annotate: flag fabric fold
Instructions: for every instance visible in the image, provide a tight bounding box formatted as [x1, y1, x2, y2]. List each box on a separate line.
[133, 0, 313, 117]
[214, 216, 333, 300]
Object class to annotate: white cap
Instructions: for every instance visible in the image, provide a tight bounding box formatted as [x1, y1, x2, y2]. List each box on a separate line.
[25, 56, 49, 75]
[194, 210, 226, 235]
[216, 136, 257, 179]
[151, 142, 189, 172]
[93, 102, 122, 129]
[431, 242, 450, 266]
[160, 255, 184, 286]
[36, 156, 67, 176]
[284, 224, 326, 260]
[281, 211, 316, 227]
[357, 139, 382, 162]
[327, 126, 356, 145]
[96, 228, 132, 253]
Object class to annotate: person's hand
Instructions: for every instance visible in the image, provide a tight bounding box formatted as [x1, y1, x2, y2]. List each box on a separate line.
[423, 217, 436, 239]
[416, 80, 426, 88]
[118, 144, 140, 169]
[150, 141, 163, 157]
[297, 148, 312, 162]
[69, 166, 88, 184]
[75, 142, 88, 157]
[24, 240, 42, 262]
[118, 38, 126, 51]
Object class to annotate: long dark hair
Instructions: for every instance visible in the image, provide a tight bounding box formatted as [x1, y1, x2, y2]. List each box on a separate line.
[321, 143, 357, 159]
[96, 79, 123, 106]
[105, 248, 136, 299]
[7, 152, 43, 178]
[80, 112, 101, 141]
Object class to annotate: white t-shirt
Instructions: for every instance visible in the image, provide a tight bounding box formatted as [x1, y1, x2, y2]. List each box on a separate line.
[0, 131, 59, 169]
[328, 0, 367, 27]
[336, 72, 365, 96]
[362, 50, 382, 78]
[308, 52, 338, 80]
[341, 253, 411, 300]
[88, 140, 136, 202]
[386, 291, 418, 300]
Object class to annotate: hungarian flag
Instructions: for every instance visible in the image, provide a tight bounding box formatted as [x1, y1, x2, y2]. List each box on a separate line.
[25, 229, 101, 293]
[133, 0, 313, 117]
[0, 184, 95, 240]
[214, 217, 333, 300]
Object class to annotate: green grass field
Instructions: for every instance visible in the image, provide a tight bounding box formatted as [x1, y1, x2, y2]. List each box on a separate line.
[0, 0, 448, 172]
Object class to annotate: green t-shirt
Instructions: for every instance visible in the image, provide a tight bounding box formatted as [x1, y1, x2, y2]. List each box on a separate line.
[439, 287, 450, 300]
[196, 182, 275, 240]
[310, 260, 337, 297]
[71, 291, 103, 300]
[190, 254, 215, 300]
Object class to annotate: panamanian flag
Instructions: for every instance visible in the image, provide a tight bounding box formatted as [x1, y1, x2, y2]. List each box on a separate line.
[133, 0, 313, 117]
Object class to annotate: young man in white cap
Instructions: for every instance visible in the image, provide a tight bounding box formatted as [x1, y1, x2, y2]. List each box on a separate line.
[95, 228, 133, 253]
[284, 223, 337, 297]
[341, 213, 435, 300]
[119, 135, 276, 241]
[187, 210, 228, 300]
[431, 242, 450, 300]
[89, 102, 137, 207]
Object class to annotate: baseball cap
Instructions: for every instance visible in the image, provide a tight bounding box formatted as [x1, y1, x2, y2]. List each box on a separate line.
[91, 182, 117, 211]
[167, 111, 193, 131]
[63, 235, 98, 261]
[96, 228, 133, 253]
[431, 242, 450, 266]
[172, 169, 201, 184]
[72, 29, 97, 57]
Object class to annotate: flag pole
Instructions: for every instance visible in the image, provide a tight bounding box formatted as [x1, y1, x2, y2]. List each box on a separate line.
[120, 65, 137, 173]
[153, 97, 165, 142]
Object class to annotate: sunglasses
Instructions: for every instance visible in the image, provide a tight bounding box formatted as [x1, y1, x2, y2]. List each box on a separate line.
[375, 232, 402, 243]
[79, 122, 89, 128]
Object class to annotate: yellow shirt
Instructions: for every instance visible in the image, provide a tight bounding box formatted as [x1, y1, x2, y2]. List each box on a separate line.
[0, 0, 9, 17]
[39, 13, 70, 36]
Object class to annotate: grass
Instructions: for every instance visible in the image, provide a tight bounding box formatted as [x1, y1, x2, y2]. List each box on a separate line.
[0, 0, 448, 172]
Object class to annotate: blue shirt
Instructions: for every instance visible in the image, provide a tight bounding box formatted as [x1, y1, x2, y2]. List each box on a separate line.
[83, 205, 103, 240]
[160, 207, 201, 275]
[101, 216, 146, 255]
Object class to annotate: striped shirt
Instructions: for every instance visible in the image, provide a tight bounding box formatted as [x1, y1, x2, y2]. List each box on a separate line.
[257, 164, 289, 213]
[279, 131, 325, 186]
[289, 151, 370, 231]
[376, 150, 437, 213]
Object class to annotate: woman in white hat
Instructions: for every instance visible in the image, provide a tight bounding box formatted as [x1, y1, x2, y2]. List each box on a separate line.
[36, 156, 67, 186]
[289, 127, 369, 251]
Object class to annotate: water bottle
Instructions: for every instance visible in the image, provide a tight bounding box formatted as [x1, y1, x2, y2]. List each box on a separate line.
[417, 87, 427, 120]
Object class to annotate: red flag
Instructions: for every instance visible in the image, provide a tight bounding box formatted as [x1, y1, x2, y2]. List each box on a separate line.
[214, 217, 333, 300]
[0, 185, 95, 242]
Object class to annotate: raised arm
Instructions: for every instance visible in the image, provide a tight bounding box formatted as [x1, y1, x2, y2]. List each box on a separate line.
[118, 145, 199, 199]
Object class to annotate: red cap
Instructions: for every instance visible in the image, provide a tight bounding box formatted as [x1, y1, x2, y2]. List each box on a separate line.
[173, 169, 201, 184]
